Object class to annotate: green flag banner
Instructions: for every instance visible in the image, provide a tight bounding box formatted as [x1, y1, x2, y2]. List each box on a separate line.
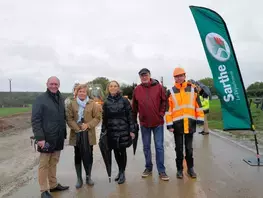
[189, 6, 253, 131]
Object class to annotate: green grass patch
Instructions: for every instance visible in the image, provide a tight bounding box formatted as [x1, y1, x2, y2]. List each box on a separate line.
[0, 107, 32, 117]
[208, 99, 223, 129]
[208, 99, 263, 131]
[251, 104, 263, 131]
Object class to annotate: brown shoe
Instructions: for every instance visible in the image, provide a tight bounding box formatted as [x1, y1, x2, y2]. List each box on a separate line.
[159, 172, 169, 181]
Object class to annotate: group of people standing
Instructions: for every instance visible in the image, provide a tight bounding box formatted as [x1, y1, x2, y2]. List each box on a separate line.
[31, 67, 208, 198]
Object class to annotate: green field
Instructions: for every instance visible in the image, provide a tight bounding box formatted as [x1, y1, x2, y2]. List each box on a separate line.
[0, 107, 32, 117]
[208, 99, 263, 131]
[0, 98, 262, 131]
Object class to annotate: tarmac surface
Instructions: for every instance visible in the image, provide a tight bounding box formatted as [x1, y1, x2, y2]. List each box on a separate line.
[5, 128, 263, 198]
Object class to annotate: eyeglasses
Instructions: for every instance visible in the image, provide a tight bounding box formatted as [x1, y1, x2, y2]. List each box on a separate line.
[174, 75, 185, 78]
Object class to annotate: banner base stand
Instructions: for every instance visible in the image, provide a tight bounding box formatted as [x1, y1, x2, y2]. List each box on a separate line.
[243, 156, 263, 166]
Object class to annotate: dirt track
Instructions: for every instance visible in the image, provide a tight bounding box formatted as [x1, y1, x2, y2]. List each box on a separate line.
[0, 112, 39, 197]
[0, 112, 32, 134]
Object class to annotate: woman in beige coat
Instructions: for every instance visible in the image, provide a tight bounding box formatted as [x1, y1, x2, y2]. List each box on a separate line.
[66, 83, 101, 189]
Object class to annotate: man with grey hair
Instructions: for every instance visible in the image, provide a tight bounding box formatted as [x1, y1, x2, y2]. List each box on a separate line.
[32, 76, 69, 198]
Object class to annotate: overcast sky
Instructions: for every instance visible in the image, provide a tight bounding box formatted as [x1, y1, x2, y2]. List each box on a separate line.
[0, 0, 262, 92]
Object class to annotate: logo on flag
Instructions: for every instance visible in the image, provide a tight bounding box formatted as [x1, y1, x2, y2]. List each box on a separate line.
[205, 32, 231, 62]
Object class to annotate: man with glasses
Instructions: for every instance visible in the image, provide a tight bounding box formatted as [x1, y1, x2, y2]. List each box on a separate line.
[132, 68, 169, 181]
[165, 67, 204, 179]
[32, 76, 69, 198]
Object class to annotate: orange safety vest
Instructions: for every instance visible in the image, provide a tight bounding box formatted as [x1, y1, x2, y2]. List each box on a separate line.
[165, 82, 204, 134]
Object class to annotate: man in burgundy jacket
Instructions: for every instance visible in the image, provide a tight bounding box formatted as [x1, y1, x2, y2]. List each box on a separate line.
[132, 68, 169, 181]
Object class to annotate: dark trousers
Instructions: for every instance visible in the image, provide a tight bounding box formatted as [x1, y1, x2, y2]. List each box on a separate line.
[74, 145, 93, 176]
[113, 148, 127, 172]
[174, 133, 194, 170]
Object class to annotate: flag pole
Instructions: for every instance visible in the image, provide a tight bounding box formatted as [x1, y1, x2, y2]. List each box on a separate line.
[217, 5, 262, 166]
[190, 5, 262, 166]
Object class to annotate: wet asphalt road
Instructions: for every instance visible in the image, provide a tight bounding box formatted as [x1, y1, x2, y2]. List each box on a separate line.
[7, 128, 263, 198]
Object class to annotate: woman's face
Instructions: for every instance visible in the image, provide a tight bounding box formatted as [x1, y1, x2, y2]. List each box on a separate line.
[77, 88, 87, 100]
[109, 82, 119, 95]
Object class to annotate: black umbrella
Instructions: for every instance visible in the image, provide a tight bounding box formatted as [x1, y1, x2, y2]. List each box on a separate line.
[196, 81, 212, 100]
[76, 118, 91, 158]
[76, 131, 91, 154]
[133, 123, 139, 155]
[99, 130, 112, 183]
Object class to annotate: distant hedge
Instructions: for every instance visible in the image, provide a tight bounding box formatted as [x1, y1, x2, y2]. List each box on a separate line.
[0, 92, 71, 107]
[246, 89, 263, 97]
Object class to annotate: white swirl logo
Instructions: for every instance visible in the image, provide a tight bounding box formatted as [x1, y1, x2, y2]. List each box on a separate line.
[205, 33, 231, 62]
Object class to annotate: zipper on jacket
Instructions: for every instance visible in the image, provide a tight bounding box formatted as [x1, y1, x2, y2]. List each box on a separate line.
[146, 87, 151, 127]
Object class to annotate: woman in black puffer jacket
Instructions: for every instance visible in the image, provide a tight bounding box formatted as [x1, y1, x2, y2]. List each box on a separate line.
[101, 80, 136, 184]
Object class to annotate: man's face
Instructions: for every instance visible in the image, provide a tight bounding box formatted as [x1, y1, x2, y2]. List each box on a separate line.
[47, 77, 60, 93]
[174, 74, 186, 84]
[140, 73, 151, 84]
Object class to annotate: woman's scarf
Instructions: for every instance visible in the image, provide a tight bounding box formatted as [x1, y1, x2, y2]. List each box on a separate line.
[76, 96, 89, 123]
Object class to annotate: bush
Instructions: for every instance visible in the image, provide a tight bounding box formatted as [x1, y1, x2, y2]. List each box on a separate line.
[0, 92, 71, 107]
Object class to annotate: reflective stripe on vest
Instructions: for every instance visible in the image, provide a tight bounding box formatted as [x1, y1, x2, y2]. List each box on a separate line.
[169, 86, 195, 111]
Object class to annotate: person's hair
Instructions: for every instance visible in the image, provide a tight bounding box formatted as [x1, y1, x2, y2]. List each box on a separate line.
[106, 80, 120, 95]
[74, 83, 90, 97]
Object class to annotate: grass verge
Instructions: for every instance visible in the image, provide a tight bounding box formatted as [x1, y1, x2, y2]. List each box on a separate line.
[0, 107, 32, 117]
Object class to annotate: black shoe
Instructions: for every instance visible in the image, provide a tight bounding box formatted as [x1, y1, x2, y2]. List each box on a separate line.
[198, 131, 205, 134]
[86, 176, 94, 186]
[187, 168, 197, 178]
[176, 170, 183, 179]
[115, 172, 120, 181]
[118, 171, 126, 184]
[50, 183, 69, 192]
[41, 191, 53, 198]
[75, 164, 83, 189]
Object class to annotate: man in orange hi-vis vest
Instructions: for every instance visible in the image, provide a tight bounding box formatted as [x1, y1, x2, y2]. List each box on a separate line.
[165, 67, 204, 179]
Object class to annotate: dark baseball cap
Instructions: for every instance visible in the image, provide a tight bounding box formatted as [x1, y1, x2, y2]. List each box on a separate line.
[138, 68, 150, 75]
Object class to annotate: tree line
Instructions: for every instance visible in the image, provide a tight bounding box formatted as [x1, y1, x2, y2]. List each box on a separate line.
[0, 77, 262, 107]
[88, 77, 263, 98]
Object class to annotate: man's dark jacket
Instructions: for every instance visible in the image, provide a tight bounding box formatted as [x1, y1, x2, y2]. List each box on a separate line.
[31, 89, 67, 152]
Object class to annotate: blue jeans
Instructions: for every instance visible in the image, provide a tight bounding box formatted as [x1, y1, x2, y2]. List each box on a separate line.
[141, 125, 166, 173]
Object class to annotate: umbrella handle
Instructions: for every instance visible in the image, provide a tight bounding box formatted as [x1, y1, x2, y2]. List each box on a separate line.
[109, 177, 111, 183]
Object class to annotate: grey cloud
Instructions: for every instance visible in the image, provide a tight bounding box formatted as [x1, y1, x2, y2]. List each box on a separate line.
[4, 42, 58, 62]
[0, 0, 262, 92]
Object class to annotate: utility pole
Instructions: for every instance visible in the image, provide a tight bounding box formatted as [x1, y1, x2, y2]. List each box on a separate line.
[160, 76, 163, 85]
[8, 79, 12, 92]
